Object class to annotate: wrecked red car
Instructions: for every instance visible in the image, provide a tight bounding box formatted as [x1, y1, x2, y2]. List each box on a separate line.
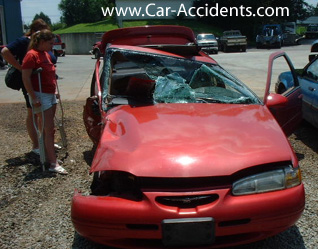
[71, 26, 305, 249]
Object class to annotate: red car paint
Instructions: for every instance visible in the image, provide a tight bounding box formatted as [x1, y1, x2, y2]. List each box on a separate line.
[72, 26, 305, 249]
[90, 104, 296, 177]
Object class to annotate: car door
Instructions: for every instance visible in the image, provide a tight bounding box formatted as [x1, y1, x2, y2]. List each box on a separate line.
[300, 57, 318, 128]
[264, 51, 302, 136]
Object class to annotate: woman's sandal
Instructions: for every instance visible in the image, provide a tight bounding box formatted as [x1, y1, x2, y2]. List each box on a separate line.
[49, 164, 68, 175]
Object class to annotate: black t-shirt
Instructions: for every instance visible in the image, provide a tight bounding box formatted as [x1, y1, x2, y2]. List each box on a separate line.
[6, 36, 57, 64]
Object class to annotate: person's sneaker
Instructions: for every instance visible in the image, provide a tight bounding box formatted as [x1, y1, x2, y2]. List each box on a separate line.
[31, 148, 40, 155]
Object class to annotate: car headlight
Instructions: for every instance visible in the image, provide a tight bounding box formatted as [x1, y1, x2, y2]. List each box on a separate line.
[232, 166, 301, 196]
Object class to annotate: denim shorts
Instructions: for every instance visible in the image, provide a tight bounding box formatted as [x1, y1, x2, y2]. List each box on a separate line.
[29, 92, 57, 114]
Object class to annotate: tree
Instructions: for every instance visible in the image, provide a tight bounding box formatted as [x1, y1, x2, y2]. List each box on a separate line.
[58, 0, 114, 26]
[314, 3, 318, 16]
[33, 12, 52, 26]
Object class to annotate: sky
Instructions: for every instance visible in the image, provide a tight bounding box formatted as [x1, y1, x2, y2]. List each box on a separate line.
[21, 0, 62, 24]
[20, 0, 318, 25]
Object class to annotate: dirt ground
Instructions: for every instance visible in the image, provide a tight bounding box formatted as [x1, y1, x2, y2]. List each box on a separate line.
[0, 101, 317, 249]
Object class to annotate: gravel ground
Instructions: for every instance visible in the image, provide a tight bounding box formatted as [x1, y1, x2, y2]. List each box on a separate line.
[0, 101, 317, 249]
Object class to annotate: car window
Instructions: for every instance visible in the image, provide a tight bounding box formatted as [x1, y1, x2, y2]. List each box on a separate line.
[103, 48, 260, 106]
[306, 59, 318, 82]
[197, 34, 215, 40]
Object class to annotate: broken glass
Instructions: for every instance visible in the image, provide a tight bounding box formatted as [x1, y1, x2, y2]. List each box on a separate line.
[102, 48, 260, 108]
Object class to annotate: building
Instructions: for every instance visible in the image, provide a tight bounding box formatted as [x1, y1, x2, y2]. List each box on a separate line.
[0, 0, 23, 45]
[300, 16, 318, 26]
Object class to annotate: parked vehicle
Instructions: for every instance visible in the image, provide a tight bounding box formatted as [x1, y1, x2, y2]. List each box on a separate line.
[256, 24, 283, 48]
[309, 39, 318, 62]
[196, 33, 218, 54]
[218, 30, 247, 52]
[53, 34, 65, 57]
[281, 22, 300, 45]
[276, 54, 318, 129]
[90, 41, 103, 59]
[305, 25, 318, 39]
[72, 25, 305, 249]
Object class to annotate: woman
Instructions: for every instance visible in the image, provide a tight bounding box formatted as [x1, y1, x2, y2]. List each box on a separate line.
[22, 29, 67, 175]
[1, 19, 56, 155]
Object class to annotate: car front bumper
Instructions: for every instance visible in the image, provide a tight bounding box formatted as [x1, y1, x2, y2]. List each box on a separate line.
[71, 185, 305, 248]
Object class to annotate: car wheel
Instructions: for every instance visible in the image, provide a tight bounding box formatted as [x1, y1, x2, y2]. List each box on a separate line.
[241, 46, 247, 52]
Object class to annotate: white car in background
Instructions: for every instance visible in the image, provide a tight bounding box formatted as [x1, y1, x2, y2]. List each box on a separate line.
[196, 33, 218, 54]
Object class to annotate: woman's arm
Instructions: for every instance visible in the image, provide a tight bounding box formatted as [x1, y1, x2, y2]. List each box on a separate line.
[22, 68, 41, 107]
[1, 47, 22, 71]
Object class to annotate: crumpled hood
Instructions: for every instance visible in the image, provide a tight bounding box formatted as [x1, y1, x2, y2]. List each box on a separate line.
[91, 104, 296, 177]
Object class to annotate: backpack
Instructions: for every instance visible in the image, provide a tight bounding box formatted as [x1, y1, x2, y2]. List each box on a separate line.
[5, 66, 23, 90]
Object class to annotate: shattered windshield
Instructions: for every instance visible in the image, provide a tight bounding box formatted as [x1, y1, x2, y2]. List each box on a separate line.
[102, 48, 260, 107]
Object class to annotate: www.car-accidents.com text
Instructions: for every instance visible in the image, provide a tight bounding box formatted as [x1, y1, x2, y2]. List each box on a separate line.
[101, 3, 289, 18]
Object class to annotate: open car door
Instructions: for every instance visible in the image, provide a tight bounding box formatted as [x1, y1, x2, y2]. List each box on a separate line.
[264, 51, 302, 136]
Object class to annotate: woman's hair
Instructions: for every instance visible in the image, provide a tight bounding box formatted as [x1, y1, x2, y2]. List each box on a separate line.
[28, 29, 55, 50]
[25, 19, 50, 37]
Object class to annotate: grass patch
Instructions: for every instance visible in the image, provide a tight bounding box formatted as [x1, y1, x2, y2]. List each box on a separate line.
[55, 19, 118, 34]
[55, 18, 222, 36]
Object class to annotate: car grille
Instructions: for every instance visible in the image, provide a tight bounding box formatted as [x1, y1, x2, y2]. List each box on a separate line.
[156, 194, 219, 208]
[138, 176, 232, 191]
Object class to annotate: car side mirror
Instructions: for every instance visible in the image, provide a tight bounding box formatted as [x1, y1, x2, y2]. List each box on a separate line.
[266, 93, 288, 108]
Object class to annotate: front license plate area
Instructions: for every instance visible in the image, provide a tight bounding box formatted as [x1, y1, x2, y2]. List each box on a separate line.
[162, 217, 215, 247]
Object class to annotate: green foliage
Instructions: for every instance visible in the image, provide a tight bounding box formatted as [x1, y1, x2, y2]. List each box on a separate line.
[54, 18, 222, 36]
[296, 26, 307, 35]
[58, 0, 114, 26]
[33, 12, 52, 26]
[51, 22, 67, 31]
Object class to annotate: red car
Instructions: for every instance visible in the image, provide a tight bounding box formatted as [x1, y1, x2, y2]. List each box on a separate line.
[53, 34, 65, 57]
[72, 26, 305, 249]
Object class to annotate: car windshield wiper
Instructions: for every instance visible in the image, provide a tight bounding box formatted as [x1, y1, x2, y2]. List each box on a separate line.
[196, 97, 253, 104]
[196, 97, 223, 103]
